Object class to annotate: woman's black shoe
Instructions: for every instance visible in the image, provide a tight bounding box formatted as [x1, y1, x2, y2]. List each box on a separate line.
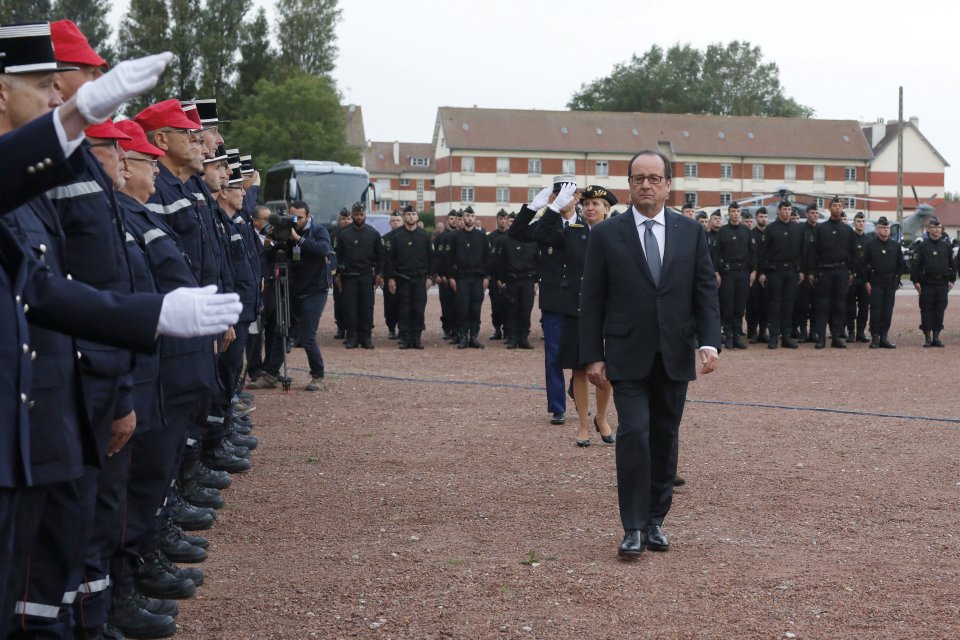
[594, 417, 616, 444]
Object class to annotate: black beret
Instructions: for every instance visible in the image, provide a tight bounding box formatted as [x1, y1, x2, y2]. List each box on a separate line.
[876, 216, 889, 226]
[710, 209, 721, 218]
[928, 216, 941, 226]
[806, 202, 817, 211]
[756, 206, 767, 214]
[695, 211, 707, 220]
[779, 200, 793, 209]
[727, 201, 740, 210]
[579, 185, 618, 207]
[390, 210, 401, 218]
[403, 204, 415, 213]
[351, 202, 364, 213]
[339, 207, 350, 218]
[854, 212, 865, 219]
[831, 195, 842, 204]
[447, 209, 459, 217]
[463, 206, 475, 214]
[742, 211, 753, 219]
[681, 202, 696, 210]
[453, 210, 464, 218]
[496, 208, 508, 217]
[507, 212, 516, 219]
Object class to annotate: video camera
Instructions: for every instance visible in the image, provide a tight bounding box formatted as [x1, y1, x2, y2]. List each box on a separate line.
[266, 206, 297, 245]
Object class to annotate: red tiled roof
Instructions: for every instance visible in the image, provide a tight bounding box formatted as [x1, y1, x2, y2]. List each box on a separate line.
[434, 107, 874, 161]
[934, 201, 960, 226]
[365, 141, 434, 174]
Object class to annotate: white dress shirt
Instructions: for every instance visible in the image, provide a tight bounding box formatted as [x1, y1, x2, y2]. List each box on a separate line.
[632, 206, 665, 262]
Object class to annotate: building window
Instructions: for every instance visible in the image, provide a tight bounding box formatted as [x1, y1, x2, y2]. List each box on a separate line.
[845, 197, 857, 209]
[428, 180, 434, 188]
[813, 165, 825, 182]
[416, 180, 424, 208]
[684, 162, 698, 178]
[814, 197, 824, 209]
[399, 178, 410, 187]
[684, 192, 697, 207]
[595, 160, 609, 177]
[844, 166, 857, 182]
[461, 157, 475, 175]
[496, 187, 510, 204]
[752, 164, 764, 180]
[719, 192, 732, 206]
[398, 200, 410, 208]
[460, 187, 474, 203]
[377, 200, 392, 212]
[720, 163, 733, 179]
[528, 188, 539, 202]
[496, 157, 510, 175]
[562, 159, 576, 175]
[528, 158, 541, 176]
[411, 157, 430, 167]
[784, 165, 796, 181]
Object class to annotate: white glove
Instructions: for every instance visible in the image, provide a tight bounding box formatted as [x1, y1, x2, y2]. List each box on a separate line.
[75, 52, 175, 124]
[548, 182, 577, 213]
[528, 186, 553, 212]
[157, 285, 242, 338]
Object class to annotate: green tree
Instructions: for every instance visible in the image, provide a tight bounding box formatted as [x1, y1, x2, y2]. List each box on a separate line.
[166, 0, 200, 99]
[274, 0, 340, 78]
[0, 0, 51, 22]
[51, 0, 113, 61]
[223, 5, 276, 117]
[196, 0, 251, 100]
[569, 41, 813, 118]
[116, 0, 170, 114]
[229, 72, 359, 170]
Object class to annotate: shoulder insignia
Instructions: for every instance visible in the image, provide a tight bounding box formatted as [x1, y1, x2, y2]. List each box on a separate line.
[568, 223, 584, 229]
[547, 246, 554, 255]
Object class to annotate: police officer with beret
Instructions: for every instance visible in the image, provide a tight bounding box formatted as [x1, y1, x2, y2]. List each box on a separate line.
[807, 197, 859, 349]
[491, 212, 538, 349]
[330, 207, 351, 340]
[845, 212, 871, 343]
[447, 206, 489, 348]
[793, 203, 819, 342]
[382, 210, 403, 340]
[759, 201, 805, 349]
[435, 210, 460, 341]
[486, 209, 511, 340]
[384, 205, 434, 349]
[746, 207, 769, 343]
[335, 202, 383, 349]
[715, 202, 756, 349]
[861, 217, 905, 349]
[911, 216, 955, 347]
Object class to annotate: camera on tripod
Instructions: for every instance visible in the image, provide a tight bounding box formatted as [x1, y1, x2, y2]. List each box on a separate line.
[266, 206, 297, 245]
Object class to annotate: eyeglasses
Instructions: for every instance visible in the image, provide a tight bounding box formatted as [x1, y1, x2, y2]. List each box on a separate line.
[126, 157, 159, 169]
[89, 140, 119, 150]
[161, 128, 196, 136]
[628, 175, 666, 185]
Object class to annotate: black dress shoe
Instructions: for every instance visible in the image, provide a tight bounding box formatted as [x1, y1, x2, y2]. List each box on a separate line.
[644, 524, 670, 551]
[673, 475, 686, 486]
[617, 530, 644, 558]
[334, 329, 345, 340]
[831, 337, 847, 349]
[489, 328, 503, 340]
[781, 337, 798, 349]
[594, 417, 615, 444]
[550, 412, 566, 425]
[110, 592, 177, 639]
[134, 552, 196, 600]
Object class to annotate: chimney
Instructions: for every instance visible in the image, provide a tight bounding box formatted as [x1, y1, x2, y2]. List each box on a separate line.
[872, 121, 886, 146]
[909, 116, 919, 128]
[393, 141, 400, 166]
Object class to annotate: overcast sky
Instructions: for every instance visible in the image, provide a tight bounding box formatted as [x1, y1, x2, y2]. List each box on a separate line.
[109, 0, 958, 193]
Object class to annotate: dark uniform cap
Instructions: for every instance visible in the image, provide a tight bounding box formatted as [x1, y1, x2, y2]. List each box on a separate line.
[403, 204, 415, 213]
[339, 207, 350, 218]
[710, 209, 721, 218]
[928, 216, 941, 226]
[496, 208, 508, 217]
[447, 209, 458, 217]
[194, 98, 229, 125]
[453, 210, 464, 218]
[727, 201, 741, 210]
[830, 195, 842, 204]
[876, 216, 889, 226]
[756, 206, 767, 214]
[351, 202, 364, 213]
[0, 22, 79, 74]
[239, 155, 255, 174]
[551, 174, 577, 192]
[463, 206, 475, 214]
[579, 185, 618, 207]
[742, 211, 753, 220]
[507, 212, 516, 219]
[695, 211, 707, 220]
[779, 200, 793, 209]
[854, 212, 865, 219]
[806, 202, 817, 211]
[390, 209, 401, 218]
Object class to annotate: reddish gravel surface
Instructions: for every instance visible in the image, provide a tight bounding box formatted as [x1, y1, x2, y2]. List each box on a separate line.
[180, 292, 960, 639]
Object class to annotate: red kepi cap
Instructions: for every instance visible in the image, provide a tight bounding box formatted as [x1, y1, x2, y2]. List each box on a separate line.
[50, 20, 108, 67]
[113, 120, 166, 157]
[134, 99, 201, 133]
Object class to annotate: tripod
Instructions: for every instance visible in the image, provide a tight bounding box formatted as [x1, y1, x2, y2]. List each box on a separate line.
[272, 250, 293, 392]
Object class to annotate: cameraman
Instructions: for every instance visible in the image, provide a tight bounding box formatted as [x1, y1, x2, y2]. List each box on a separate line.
[256, 200, 333, 391]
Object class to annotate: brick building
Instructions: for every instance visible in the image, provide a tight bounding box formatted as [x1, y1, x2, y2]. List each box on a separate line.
[364, 141, 436, 214]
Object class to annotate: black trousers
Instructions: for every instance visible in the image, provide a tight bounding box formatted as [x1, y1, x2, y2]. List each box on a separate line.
[766, 269, 799, 338]
[793, 278, 815, 330]
[868, 277, 897, 336]
[846, 279, 870, 333]
[488, 282, 506, 331]
[505, 279, 535, 339]
[383, 287, 399, 332]
[719, 269, 751, 335]
[814, 268, 850, 339]
[244, 327, 264, 379]
[439, 282, 456, 333]
[342, 273, 375, 335]
[208, 321, 250, 442]
[919, 282, 949, 332]
[611, 355, 687, 532]
[0, 488, 18, 640]
[396, 276, 427, 335]
[455, 275, 484, 334]
[332, 282, 344, 331]
[746, 278, 768, 334]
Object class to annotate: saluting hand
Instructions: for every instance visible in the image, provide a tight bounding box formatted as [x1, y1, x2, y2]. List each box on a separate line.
[528, 186, 553, 211]
[549, 183, 577, 213]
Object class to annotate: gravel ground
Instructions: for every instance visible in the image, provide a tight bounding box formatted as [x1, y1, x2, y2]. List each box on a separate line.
[177, 293, 960, 639]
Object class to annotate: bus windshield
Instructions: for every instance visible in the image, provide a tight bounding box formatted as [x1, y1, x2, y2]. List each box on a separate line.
[295, 172, 369, 226]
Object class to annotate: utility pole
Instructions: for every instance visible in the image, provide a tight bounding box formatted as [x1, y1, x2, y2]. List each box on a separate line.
[896, 86, 904, 223]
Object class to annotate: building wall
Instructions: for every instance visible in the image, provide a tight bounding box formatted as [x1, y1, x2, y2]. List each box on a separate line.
[867, 128, 945, 213]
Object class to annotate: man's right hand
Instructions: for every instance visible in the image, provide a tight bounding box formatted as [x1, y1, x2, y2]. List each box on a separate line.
[914, 282, 922, 294]
[388, 278, 396, 294]
[586, 361, 609, 388]
[448, 277, 457, 293]
[335, 274, 342, 290]
[528, 186, 553, 211]
[759, 274, 766, 286]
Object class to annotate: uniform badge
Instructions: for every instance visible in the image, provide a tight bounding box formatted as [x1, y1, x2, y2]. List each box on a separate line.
[354, 240, 358, 245]
[408, 241, 412, 246]
[933, 251, 938, 255]
[832, 230, 837, 235]
[548, 246, 554, 255]
[516, 246, 521, 250]
[881, 250, 886, 254]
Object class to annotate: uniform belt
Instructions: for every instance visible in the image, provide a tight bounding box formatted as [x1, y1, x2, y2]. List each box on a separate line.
[725, 262, 749, 270]
[506, 272, 537, 282]
[768, 262, 797, 270]
[820, 262, 847, 269]
[395, 272, 426, 280]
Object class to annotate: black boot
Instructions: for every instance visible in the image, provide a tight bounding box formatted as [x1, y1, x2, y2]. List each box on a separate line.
[831, 335, 847, 348]
[177, 476, 224, 510]
[879, 334, 897, 349]
[398, 332, 410, 349]
[344, 333, 359, 349]
[169, 492, 215, 531]
[334, 328, 345, 340]
[387, 328, 397, 340]
[225, 421, 258, 451]
[141, 592, 179, 619]
[856, 330, 870, 343]
[846, 329, 855, 343]
[159, 518, 208, 563]
[505, 335, 518, 349]
[196, 463, 231, 490]
[411, 331, 424, 350]
[767, 330, 779, 349]
[758, 325, 770, 343]
[456, 331, 469, 349]
[468, 331, 484, 349]
[724, 334, 734, 350]
[489, 327, 503, 340]
[110, 592, 178, 640]
[932, 331, 944, 347]
[361, 333, 374, 349]
[870, 334, 880, 349]
[923, 330, 933, 347]
[134, 552, 196, 600]
[517, 334, 534, 349]
[202, 441, 250, 474]
[733, 334, 748, 349]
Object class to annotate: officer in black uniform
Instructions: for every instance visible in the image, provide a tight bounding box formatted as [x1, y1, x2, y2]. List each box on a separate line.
[911, 216, 955, 347]
[448, 206, 489, 348]
[861, 217, 905, 349]
[746, 207, 769, 343]
[384, 204, 434, 349]
[807, 197, 858, 349]
[706, 209, 722, 270]
[486, 209, 510, 340]
[335, 202, 383, 349]
[436, 210, 461, 341]
[760, 201, 805, 349]
[492, 212, 538, 349]
[382, 210, 403, 339]
[330, 207, 351, 340]
[715, 202, 756, 349]
[845, 212, 871, 343]
[793, 203, 819, 341]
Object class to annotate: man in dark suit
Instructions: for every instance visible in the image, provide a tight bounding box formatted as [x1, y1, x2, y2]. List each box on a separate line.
[580, 149, 721, 559]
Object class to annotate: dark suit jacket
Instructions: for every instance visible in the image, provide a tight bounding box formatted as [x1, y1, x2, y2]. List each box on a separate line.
[579, 207, 721, 382]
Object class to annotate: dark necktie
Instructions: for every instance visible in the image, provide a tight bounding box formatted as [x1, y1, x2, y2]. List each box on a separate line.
[644, 219, 661, 285]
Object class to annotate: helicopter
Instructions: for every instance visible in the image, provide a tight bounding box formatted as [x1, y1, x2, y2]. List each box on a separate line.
[899, 187, 939, 239]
